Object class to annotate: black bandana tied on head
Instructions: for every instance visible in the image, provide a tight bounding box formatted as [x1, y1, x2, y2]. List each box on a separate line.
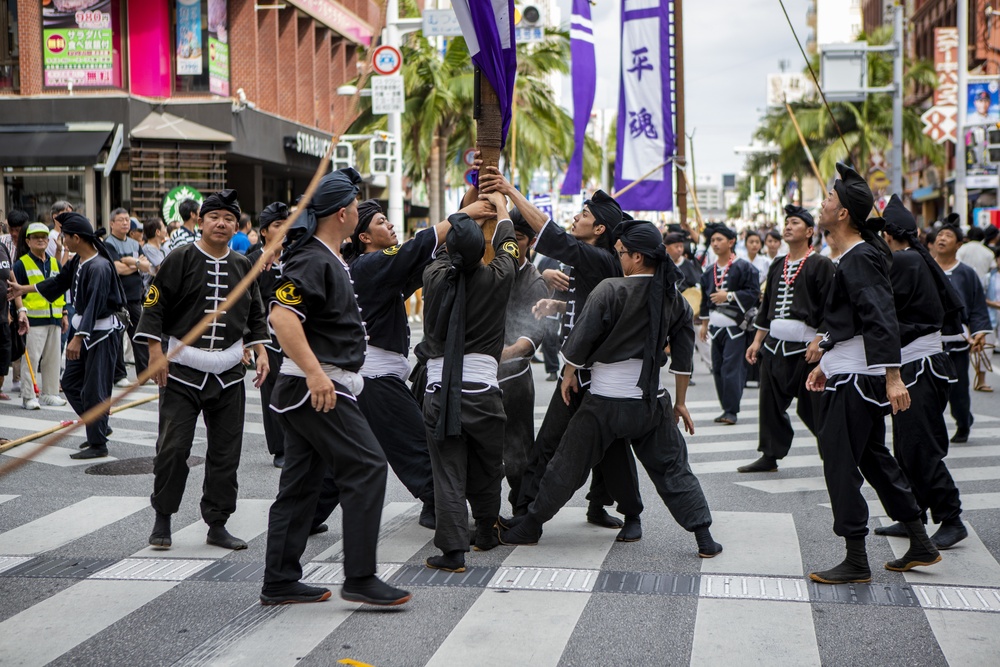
[703, 222, 736, 242]
[432, 212, 486, 440]
[882, 194, 965, 335]
[784, 204, 814, 227]
[583, 190, 623, 229]
[56, 211, 128, 307]
[258, 202, 289, 231]
[509, 206, 535, 240]
[285, 167, 361, 257]
[343, 199, 384, 261]
[200, 189, 241, 219]
[618, 219, 679, 405]
[834, 162, 891, 259]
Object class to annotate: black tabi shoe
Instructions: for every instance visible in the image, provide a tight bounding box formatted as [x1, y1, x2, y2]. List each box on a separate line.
[260, 582, 332, 605]
[737, 456, 778, 473]
[873, 522, 909, 537]
[499, 516, 543, 546]
[341, 575, 412, 606]
[309, 523, 329, 536]
[931, 519, 968, 550]
[206, 525, 248, 550]
[586, 507, 624, 529]
[418, 502, 436, 530]
[809, 538, 871, 584]
[717, 413, 737, 425]
[426, 551, 466, 573]
[78, 441, 90, 449]
[148, 512, 172, 549]
[497, 515, 521, 530]
[70, 446, 108, 460]
[885, 520, 941, 572]
[472, 519, 500, 551]
[616, 516, 642, 542]
[951, 428, 970, 444]
[695, 527, 723, 558]
[272, 455, 285, 469]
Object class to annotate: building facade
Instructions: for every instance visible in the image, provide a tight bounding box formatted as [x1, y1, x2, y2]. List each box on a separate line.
[0, 0, 378, 226]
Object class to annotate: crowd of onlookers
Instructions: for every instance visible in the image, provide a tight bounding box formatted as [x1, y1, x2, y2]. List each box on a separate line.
[0, 200, 265, 435]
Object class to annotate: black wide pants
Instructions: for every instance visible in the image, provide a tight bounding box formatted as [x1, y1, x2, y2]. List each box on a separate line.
[258, 347, 285, 457]
[515, 374, 643, 519]
[818, 374, 922, 539]
[500, 366, 536, 509]
[757, 345, 822, 460]
[62, 331, 119, 447]
[151, 373, 245, 524]
[892, 354, 962, 524]
[529, 393, 710, 531]
[264, 377, 387, 587]
[423, 387, 505, 554]
[946, 346, 973, 432]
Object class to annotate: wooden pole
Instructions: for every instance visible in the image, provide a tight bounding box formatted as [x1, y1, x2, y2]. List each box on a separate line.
[612, 160, 671, 198]
[674, 0, 688, 229]
[476, 69, 504, 263]
[784, 99, 824, 185]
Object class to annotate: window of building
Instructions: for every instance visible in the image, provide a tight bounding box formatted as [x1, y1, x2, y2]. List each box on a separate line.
[0, 0, 18, 91]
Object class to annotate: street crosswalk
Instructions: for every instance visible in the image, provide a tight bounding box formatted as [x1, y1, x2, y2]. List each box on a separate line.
[2, 373, 1000, 665]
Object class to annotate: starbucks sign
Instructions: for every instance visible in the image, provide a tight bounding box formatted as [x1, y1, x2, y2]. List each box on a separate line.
[162, 185, 204, 223]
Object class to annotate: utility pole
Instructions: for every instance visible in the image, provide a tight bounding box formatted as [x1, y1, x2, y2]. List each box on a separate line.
[891, 2, 904, 195]
[956, 0, 969, 223]
[382, 0, 420, 231]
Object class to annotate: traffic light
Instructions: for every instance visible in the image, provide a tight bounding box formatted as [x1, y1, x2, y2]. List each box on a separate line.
[333, 142, 354, 171]
[369, 132, 396, 175]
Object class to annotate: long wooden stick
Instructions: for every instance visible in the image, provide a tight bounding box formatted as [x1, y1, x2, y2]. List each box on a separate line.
[785, 99, 824, 185]
[611, 160, 671, 199]
[0, 11, 387, 478]
[0, 394, 158, 454]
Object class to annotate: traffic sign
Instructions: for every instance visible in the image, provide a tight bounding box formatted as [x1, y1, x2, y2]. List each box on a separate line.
[463, 148, 477, 166]
[372, 45, 402, 76]
[372, 75, 405, 114]
[464, 168, 477, 187]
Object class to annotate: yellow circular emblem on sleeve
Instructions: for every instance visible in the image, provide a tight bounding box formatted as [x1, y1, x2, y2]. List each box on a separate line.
[275, 281, 303, 306]
[383, 245, 401, 256]
[502, 240, 520, 259]
[143, 285, 160, 308]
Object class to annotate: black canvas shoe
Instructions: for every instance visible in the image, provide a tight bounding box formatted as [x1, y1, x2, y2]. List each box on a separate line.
[737, 456, 778, 473]
[148, 512, 172, 548]
[419, 502, 436, 529]
[206, 525, 248, 550]
[586, 507, 624, 529]
[885, 520, 941, 571]
[931, 519, 968, 550]
[341, 576, 412, 606]
[616, 516, 642, 542]
[809, 538, 871, 584]
[260, 583, 332, 605]
[695, 527, 723, 558]
[426, 551, 466, 573]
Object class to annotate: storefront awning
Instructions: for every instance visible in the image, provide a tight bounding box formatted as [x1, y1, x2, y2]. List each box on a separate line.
[0, 124, 113, 167]
[131, 112, 234, 143]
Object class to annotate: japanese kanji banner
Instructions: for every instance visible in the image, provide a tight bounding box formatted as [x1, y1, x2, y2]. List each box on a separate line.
[560, 0, 596, 196]
[453, 0, 517, 148]
[614, 0, 676, 211]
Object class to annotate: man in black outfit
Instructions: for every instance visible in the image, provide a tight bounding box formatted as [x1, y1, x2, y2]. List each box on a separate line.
[261, 168, 410, 606]
[806, 164, 940, 584]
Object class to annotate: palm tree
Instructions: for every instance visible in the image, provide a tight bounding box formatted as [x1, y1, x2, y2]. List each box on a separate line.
[747, 25, 942, 194]
[346, 29, 602, 225]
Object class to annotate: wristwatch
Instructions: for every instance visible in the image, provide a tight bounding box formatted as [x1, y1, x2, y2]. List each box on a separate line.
[726, 292, 734, 302]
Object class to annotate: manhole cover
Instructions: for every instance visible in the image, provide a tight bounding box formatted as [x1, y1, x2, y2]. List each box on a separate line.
[85, 456, 205, 476]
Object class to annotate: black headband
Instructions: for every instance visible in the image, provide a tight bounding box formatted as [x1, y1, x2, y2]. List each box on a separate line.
[200, 189, 241, 219]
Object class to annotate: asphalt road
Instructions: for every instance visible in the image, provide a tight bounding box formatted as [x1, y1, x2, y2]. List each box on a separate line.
[1, 344, 999, 666]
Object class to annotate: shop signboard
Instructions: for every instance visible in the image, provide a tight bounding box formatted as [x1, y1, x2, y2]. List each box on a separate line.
[42, 0, 115, 87]
[208, 0, 229, 96]
[176, 0, 203, 76]
[162, 185, 204, 223]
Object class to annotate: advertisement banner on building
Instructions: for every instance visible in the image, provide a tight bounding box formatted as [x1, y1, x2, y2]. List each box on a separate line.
[176, 0, 203, 76]
[967, 81, 1000, 126]
[922, 27, 958, 144]
[207, 0, 229, 96]
[42, 0, 115, 87]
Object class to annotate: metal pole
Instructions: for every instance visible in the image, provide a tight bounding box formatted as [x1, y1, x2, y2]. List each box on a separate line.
[891, 3, 904, 195]
[956, 0, 969, 223]
[386, 0, 405, 231]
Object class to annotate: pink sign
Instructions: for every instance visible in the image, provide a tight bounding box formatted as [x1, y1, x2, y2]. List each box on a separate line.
[286, 0, 374, 45]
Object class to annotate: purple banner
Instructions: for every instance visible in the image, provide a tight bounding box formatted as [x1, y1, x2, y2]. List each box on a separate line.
[560, 0, 596, 196]
[453, 0, 517, 148]
[614, 0, 676, 211]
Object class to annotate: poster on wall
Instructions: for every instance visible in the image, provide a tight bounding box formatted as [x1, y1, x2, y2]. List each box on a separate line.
[42, 0, 115, 87]
[176, 0, 203, 75]
[207, 0, 229, 96]
[967, 81, 1000, 126]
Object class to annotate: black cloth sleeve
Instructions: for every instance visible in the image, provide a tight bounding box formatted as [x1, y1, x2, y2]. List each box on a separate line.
[534, 220, 616, 278]
[270, 252, 328, 323]
[382, 227, 438, 288]
[244, 279, 270, 346]
[843, 256, 901, 367]
[34, 256, 75, 304]
[488, 219, 520, 286]
[698, 269, 712, 319]
[667, 297, 695, 374]
[561, 281, 613, 367]
[135, 252, 181, 342]
[74, 262, 114, 340]
[809, 256, 836, 334]
[967, 272, 993, 335]
[754, 258, 783, 330]
[730, 261, 761, 315]
[521, 271, 550, 350]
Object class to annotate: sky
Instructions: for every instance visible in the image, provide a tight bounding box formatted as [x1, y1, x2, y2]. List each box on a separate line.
[555, 0, 813, 179]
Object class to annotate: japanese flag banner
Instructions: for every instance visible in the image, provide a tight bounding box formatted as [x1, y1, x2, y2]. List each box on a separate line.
[452, 0, 517, 148]
[560, 0, 597, 196]
[614, 0, 677, 211]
